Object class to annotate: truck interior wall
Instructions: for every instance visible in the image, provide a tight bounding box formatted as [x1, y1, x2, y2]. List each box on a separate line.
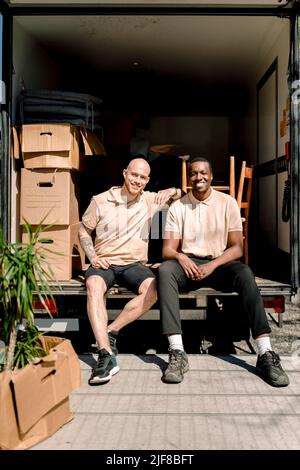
[258, 71, 277, 252]
[250, 20, 290, 279]
[238, 18, 290, 281]
[11, 20, 62, 242]
[12, 20, 62, 124]
[269, 22, 290, 254]
[258, 20, 289, 253]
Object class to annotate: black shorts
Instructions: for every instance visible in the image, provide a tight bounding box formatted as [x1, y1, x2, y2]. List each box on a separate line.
[85, 262, 156, 294]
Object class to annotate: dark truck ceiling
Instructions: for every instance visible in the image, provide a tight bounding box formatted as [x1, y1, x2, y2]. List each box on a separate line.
[13, 14, 287, 113]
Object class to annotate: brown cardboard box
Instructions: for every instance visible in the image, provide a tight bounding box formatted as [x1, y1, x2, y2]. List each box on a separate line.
[20, 123, 106, 171]
[0, 336, 81, 450]
[20, 168, 80, 225]
[21, 123, 85, 171]
[81, 128, 106, 156]
[11, 126, 21, 160]
[22, 222, 85, 281]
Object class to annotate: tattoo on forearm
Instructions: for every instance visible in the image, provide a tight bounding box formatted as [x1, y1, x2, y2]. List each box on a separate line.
[81, 238, 97, 263]
[79, 226, 97, 262]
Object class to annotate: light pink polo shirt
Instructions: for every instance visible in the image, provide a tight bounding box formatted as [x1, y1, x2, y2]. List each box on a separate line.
[82, 187, 162, 265]
[164, 189, 243, 259]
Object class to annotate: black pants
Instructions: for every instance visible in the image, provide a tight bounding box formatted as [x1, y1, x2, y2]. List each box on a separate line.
[158, 258, 271, 339]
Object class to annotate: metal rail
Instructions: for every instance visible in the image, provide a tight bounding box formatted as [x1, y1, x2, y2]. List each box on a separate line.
[39, 278, 291, 297]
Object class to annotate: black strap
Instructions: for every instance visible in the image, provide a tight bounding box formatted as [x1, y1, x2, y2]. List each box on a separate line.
[282, 174, 291, 222]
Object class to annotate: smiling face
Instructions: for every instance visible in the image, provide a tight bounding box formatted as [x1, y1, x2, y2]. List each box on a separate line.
[189, 160, 213, 200]
[123, 158, 150, 197]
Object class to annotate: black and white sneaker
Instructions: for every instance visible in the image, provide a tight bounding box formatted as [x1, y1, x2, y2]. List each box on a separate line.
[256, 350, 289, 387]
[108, 330, 119, 355]
[88, 348, 119, 385]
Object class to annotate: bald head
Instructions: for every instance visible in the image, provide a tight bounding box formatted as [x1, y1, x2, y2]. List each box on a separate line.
[123, 158, 150, 198]
[127, 158, 151, 176]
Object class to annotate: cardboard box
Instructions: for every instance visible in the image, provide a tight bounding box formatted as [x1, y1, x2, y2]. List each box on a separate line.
[22, 222, 85, 281]
[20, 123, 106, 171]
[80, 128, 106, 156]
[0, 336, 81, 450]
[21, 123, 85, 171]
[20, 168, 80, 225]
[11, 126, 21, 160]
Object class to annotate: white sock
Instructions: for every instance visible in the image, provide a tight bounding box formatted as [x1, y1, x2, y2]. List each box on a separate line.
[255, 336, 272, 356]
[168, 334, 184, 352]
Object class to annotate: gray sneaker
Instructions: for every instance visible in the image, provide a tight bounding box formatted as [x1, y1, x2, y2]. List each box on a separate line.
[163, 349, 189, 383]
[256, 350, 289, 387]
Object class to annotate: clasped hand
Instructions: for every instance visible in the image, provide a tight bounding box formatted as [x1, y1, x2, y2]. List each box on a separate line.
[178, 255, 215, 280]
[91, 256, 111, 269]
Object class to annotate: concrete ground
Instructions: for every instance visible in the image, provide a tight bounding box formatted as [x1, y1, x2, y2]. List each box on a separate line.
[32, 301, 300, 451]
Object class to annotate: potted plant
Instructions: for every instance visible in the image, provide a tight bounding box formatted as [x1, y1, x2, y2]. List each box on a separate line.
[0, 222, 55, 371]
[0, 222, 81, 450]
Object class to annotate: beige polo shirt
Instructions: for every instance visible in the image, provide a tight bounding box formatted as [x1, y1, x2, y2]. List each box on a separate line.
[81, 187, 162, 265]
[164, 189, 243, 259]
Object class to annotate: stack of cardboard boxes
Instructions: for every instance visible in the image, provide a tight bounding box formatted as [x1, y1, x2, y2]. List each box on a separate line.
[17, 123, 105, 280]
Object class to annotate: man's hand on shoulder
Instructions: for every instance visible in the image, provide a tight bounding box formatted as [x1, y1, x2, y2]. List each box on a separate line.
[154, 188, 181, 205]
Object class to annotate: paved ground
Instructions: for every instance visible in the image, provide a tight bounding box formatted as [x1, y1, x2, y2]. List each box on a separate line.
[32, 353, 300, 451]
[31, 300, 300, 451]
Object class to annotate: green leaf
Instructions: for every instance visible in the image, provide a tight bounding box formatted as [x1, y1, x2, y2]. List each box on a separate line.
[0, 223, 61, 370]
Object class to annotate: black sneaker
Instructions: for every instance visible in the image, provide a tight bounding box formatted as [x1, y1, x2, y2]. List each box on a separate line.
[256, 350, 289, 387]
[163, 349, 189, 384]
[88, 348, 119, 385]
[108, 330, 118, 355]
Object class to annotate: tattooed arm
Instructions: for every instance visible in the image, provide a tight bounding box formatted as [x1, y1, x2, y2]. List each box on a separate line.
[79, 223, 97, 263]
[79, 223, 111, 269]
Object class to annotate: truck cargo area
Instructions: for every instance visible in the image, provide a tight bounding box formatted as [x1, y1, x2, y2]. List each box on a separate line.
[2, 4, 300, 453]
[8, 11, 294, 304]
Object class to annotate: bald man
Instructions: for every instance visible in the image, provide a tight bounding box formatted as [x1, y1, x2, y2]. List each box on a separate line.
[79, 158, 181, 384]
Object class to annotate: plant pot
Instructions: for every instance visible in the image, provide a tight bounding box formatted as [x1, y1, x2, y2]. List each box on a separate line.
[0, 336, 81, 450]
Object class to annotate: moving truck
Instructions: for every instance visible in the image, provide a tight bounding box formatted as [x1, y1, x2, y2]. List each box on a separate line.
[0, 0, 299, 346]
